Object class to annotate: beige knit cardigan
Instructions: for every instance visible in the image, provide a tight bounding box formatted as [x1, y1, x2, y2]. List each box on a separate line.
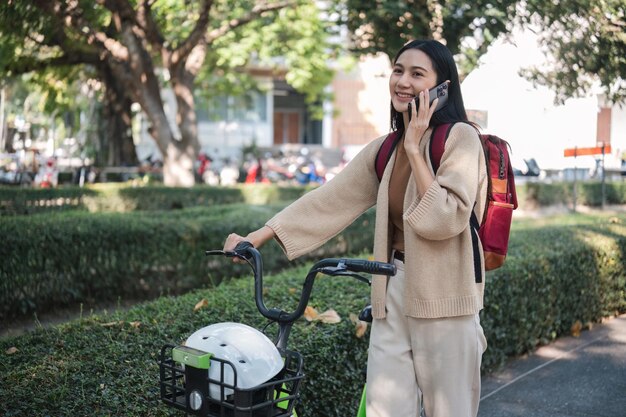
[266, 123, 488, 319]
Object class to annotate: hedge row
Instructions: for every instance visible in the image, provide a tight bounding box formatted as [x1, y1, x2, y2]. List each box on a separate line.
[480, 213, 626, 371]
[0, 204, 376, 321]
[522, 180, 626, 208]
[1, 180, 625, 216]
[1, 213, 625, 417]
[0, 183, 312, 216]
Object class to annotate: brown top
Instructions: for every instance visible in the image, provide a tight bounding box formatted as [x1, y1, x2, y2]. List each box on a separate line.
[266, 123, 488, 319]
[389, 138, 411, 252]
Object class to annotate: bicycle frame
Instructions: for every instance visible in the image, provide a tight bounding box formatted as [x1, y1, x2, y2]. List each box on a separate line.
[158, 241, 396, 417]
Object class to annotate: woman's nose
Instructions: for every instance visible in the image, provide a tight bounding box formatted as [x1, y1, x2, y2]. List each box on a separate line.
[396, 72, 411, 88]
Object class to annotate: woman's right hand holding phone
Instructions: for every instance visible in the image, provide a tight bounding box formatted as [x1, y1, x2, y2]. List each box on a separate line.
[403, 87, 441, 197]
[404, 89, 439, 155]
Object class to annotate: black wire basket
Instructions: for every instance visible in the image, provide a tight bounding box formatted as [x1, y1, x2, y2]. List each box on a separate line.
[159, 344, 304, 417]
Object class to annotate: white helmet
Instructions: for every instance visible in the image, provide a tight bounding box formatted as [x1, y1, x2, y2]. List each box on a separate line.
[185, 322, 284, 399]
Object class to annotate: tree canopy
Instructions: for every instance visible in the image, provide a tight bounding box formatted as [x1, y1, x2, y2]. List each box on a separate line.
[522, 0, 626, 104]
[0, 0, 337, 185]
[335, 0, 519, 76]
[1, 0, 624, 186]
[338, 0, 625, 102]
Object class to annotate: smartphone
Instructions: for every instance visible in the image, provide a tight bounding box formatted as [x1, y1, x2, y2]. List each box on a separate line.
[408, 80, 449, 121]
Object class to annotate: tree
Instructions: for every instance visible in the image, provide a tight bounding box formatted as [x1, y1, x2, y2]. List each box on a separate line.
[1, 0, 336, 186]
[0, 2, 139, 167]
[521, 0, 626, 104]
[338, 0, 625, 103]
[335, 0, 518, 77]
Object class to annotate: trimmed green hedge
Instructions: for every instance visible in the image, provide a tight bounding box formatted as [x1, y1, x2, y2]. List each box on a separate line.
[481, 214, 626, 371]
[2, 181, 625, 216]
[1, 213, 625, 417]
[0, 184, 313, 215]
[520, 181, 626, 208]
[0, 204, 375, 321]
[0, 186, 97, 215]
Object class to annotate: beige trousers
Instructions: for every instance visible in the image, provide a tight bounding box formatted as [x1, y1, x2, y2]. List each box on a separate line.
[366, 258, 487, 417]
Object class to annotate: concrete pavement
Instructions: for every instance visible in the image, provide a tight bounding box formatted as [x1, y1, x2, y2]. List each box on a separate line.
[479, 314, 626, 417]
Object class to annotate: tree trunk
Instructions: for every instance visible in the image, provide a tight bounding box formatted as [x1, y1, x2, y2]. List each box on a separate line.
[100, 64, 138, 166]
[105, 23, 197, 186]
[162, 140, 197, 187]
[169, 58, 201, 186]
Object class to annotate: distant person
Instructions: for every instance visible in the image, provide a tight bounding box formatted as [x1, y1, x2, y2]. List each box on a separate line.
[219, 159, 239, 186]
[37, 157, 59, 188]
[245, 157, 266, 183]
[223, 40, 488, 417]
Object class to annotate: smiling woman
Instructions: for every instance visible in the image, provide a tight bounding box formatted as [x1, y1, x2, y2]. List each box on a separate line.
[221, 39, 488, 417]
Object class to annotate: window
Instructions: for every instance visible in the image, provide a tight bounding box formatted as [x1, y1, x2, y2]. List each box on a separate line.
[196, 91, 267, 123]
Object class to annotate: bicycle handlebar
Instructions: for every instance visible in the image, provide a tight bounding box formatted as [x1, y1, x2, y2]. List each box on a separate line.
[328, 258, 397, 276]
[206, 242, 396, 326]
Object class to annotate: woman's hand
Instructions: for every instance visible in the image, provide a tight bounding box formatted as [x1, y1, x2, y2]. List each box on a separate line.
[404, 89, 438, 155]
[223, 226, 276, 263]
[223, 233, 248, 252]
[223, 233, 249, 263]
[404, 88, 439, 196]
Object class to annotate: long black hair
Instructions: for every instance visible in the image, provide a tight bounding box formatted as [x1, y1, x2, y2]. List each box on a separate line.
[390, 40, 470, 133]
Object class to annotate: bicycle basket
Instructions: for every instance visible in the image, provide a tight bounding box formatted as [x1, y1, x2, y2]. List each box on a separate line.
[159, 344, 304, 417]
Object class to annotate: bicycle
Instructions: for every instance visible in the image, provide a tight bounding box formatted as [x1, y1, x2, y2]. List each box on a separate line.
[158, 241, 396, 417]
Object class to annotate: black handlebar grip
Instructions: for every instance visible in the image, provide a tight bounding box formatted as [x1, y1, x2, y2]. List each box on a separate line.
[343, 259, 396, 276]
[234, 241, 254, 252]
[232, 241, 255, 260]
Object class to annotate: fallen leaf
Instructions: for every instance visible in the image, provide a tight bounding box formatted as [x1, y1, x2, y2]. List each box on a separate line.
[5, 347, 17, 355]
[317, 309, 341, 324]
[100, 321, 123, 327]
[571, 320, 582, 337]
[355, 321, 368, 338]
[350, 313, 368, 338]
[129, 321, 141, 329]
[288, 288, 297, 295]
[304, 306, 319, 322]
[194, 298, 208, 312]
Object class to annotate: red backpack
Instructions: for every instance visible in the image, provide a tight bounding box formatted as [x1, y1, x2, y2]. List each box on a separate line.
[375, 123, 518, 282]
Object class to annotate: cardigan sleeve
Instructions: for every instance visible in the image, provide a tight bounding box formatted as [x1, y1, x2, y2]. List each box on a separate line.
[266, 135, 386, 260]
[403, 123, 487, 240]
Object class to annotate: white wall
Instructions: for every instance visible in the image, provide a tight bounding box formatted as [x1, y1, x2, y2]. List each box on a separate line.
[461, 27, 609, 171]
[611, 103, 626, 167]
[134, 81, 274, 164]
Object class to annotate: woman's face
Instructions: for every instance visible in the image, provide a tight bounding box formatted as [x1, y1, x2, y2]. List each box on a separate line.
[389, 48, 438, 114]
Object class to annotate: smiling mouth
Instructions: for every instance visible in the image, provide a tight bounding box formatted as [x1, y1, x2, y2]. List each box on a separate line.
[396, 92, 414, 99]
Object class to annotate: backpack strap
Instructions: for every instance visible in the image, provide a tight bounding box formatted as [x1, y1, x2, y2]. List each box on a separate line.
[429, 123, 482, 283]
[429, 123, 453, 172]
[375, 130, 402, 181]
[508, 159, 518, 209]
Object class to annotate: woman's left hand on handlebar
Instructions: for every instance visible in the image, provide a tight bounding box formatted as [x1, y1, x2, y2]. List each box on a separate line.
[224, 233, 248, 263]
[223, 226, 276, 263]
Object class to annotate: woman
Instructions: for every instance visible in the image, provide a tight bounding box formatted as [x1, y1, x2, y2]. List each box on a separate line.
[224, 39, 488, 417]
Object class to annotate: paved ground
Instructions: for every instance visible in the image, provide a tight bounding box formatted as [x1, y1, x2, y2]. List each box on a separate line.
[479, 314, 626, 417]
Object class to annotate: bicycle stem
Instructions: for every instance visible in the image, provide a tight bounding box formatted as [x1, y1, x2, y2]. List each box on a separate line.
[221, 242, 396, 350]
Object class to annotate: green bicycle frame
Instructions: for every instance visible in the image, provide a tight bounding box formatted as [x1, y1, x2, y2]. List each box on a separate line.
[357, 385, 367, 417]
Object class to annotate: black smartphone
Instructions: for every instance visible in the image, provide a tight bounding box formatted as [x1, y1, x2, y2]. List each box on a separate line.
[408, 80, 449, 121]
